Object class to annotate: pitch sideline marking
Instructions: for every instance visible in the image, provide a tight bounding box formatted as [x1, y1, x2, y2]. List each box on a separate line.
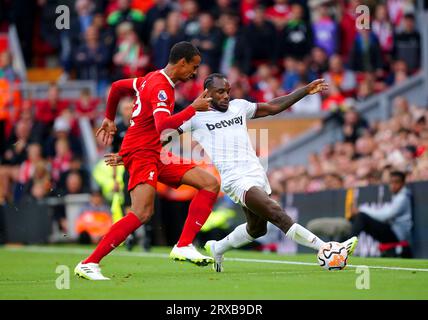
[3, 246, 428, 273]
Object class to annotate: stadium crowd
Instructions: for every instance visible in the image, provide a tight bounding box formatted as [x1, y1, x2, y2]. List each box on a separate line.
[268, 96, 428, 194]
[0, 0, 426, 209]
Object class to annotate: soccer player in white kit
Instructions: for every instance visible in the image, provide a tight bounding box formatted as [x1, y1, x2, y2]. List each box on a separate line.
[106, 74, 358, 272]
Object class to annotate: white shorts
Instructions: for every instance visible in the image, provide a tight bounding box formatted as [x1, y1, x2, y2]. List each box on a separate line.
[222, 174, 272, 207]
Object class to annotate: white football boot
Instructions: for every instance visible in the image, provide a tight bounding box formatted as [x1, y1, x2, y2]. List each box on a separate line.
[204, 240, 224, 273]
[342, 236, 358, 256]
[169, 244, 214, 267]
[74, 262, 110, 280]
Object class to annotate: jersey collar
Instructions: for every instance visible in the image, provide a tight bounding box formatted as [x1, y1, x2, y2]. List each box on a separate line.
[160, 69, 175, 88]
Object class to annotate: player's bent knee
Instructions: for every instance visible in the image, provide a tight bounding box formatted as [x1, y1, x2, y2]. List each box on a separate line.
[248, 225, 267, 238]
[132, 208, 154, 224]
[202, 176, 220, 194]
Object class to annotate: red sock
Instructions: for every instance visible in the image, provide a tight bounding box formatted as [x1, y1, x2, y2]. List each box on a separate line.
[177, 189, 217, 247]
[83, 212, 141, 264]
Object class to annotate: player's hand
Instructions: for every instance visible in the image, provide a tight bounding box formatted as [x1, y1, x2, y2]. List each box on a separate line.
[306, 79, 329, 95]
[191, 89, 213, 112]
[104, 153, 124, 166]
[96, 118, 117, 146]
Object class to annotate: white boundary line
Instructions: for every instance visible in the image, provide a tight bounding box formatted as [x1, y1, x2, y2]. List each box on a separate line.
[3, 246, 428, 273]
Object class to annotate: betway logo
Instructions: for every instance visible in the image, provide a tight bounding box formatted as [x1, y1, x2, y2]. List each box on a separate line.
[206, 115, 243, 131]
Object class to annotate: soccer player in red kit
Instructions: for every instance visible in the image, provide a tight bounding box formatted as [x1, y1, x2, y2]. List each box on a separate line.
[74, 42, 220, 280]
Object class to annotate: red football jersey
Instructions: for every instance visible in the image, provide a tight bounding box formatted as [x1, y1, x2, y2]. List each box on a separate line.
[120, 70, 176, 157]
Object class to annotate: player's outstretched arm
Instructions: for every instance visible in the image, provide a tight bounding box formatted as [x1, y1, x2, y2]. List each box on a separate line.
[253, 79, 329, 118]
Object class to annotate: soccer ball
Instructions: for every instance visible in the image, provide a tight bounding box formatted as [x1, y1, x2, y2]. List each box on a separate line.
[317, 242, 348, 271]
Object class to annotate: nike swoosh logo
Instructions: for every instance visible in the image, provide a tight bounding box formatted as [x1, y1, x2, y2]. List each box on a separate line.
[196, 221, 202, 226]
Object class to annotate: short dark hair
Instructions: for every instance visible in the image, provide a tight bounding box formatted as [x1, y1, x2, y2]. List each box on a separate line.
[390, 170, 406, 183]
[168, 41, 201, 64]
[204, 73, 227, 90]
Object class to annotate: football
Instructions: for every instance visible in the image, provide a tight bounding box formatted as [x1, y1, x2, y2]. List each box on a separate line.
[317, 242, 348, 271]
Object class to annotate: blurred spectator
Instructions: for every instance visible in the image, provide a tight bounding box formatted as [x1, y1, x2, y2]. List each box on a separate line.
[228, 66, 251, 99]
[242, 5, 277, 74]
[92, 12, 116, 61]
[152, 11, 184, 69]
[349, 29, 383, 74]
[372, 3, 394, 63]
[181, 0, 200, 40]
[240, 0, 258, 25]
[387, 0, 415, 28]
[356, 74, 375, 102]
[211, 0, 238, 20]
[76, 190, 112, 244]
[341, 107, 370, 144]
[74, 25, 111, 95]
[51, 138, 73, 183]
[337, 0, 359, 62]
[107, 0, 145, 40]
[309, 46, 329, 76]
[219, 16, 247, 75]
[57, 156, 91, 196]
[0, 120, 34, 203]
[190, 12, 222, 72]
[33, 83, 70, 141]
[43, 110, 82, 159]
[0, 51, 19, 82]
[392, 12, 421, 73]
[143, 0, 174, 43]
[322, 54, 357, 96]
[265, 0, 291, 30]
[75, 88, 101, 122]
[113, 22, 150, 78]
[282, 57, 316, 93]
[53, 169, 89, 233]
[385, 59, 409, 86]
[22, 160, 52, 201]
[350, 171, 413, 247]
[324, 173, 344, 190]
[278, 3, 313, 59]
[17, 143, 44, 202]
[312, 4, 337, 57]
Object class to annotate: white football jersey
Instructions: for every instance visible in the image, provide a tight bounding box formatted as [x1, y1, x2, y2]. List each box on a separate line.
[179, 99, 271, 204]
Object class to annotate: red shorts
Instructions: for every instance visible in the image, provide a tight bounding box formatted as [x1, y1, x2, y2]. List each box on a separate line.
[122, 150, 196, 191]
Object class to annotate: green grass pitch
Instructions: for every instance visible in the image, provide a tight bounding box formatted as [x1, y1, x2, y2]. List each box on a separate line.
[1, 245, 427, 300]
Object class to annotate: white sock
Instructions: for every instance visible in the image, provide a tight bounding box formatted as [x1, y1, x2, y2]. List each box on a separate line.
[215, 223, 254, 255]
[285, 223, 325, 251]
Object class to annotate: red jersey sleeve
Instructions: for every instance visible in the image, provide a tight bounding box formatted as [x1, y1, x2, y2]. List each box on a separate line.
[105, 78, 138, 121]
[150, 84, 196, 134]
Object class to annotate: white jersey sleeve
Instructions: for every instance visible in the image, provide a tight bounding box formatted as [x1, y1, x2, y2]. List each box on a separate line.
[178, 119, 192, 134]
[231, 99, 258, 119]
[161, 119, 192, 146]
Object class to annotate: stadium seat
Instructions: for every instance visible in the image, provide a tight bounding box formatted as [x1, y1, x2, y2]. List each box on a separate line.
[378, 241, 412, 258]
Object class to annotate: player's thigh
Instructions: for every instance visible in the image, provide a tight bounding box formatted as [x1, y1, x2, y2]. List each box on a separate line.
[245, 187, 294, 230]
[130, 183, 156, 222]
[181, 166, 219, 192]
[242, 206, 267, 238]
[159, 162, 219, 193]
